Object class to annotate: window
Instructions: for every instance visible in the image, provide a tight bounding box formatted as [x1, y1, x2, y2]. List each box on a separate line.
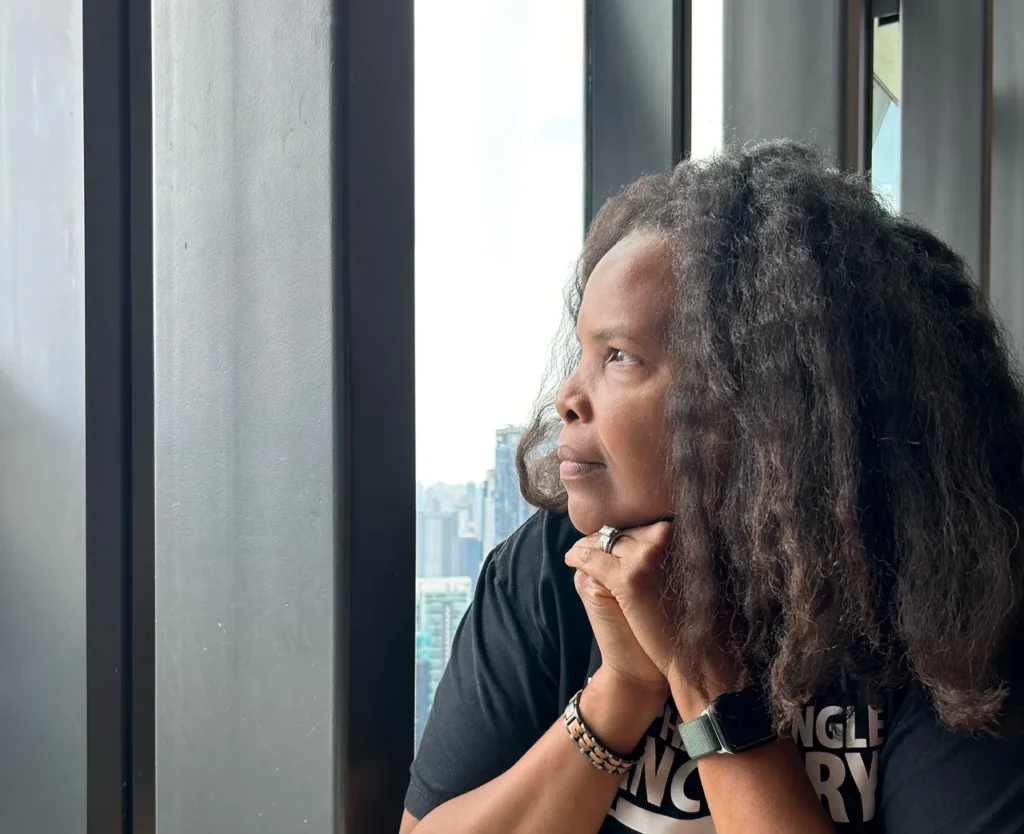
[872, 14, 901, 211]
[413, 0, 585, 748]
[690, 0, 724, 160]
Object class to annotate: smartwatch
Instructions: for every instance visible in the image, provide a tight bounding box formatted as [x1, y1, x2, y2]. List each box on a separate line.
[678, 685, 776, 759]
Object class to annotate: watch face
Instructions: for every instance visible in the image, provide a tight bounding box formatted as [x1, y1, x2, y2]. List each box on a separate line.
[709, 687, 776, 753]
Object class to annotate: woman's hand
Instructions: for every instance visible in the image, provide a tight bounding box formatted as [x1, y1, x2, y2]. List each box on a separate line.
[566, 521, 678, 688]
[567, 520, 743, 719]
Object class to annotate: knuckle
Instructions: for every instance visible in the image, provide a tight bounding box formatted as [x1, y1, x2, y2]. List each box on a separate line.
[573, 544, 595, 565]
[648, 521, 674, 546]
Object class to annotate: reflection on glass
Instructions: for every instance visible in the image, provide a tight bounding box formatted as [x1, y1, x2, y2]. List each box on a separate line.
[413, 0, 585, 748]
[872, 16, 901, 211]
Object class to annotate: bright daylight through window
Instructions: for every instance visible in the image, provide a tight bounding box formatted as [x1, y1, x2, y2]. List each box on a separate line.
[413, 0, 585, 748]
[871, 14, 901, 211]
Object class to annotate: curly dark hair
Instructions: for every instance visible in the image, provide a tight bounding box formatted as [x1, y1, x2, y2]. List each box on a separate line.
[517, 139, 1024, 735]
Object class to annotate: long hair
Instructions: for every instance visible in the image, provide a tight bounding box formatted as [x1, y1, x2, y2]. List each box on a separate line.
[517, 140, 1024, 734]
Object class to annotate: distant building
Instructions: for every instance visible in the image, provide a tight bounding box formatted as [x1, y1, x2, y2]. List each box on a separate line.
[481, 469, 497, 557]
[414, 631, 434, 751]
[494, 425, 533, 543]
[417, 510, 460, 577]
[415, 577, 473, 743]
[457, 534, 483, 591]
[459, 481, 478, 535]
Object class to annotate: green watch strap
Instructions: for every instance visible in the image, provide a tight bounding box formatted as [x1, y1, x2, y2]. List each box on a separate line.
[678, 713, 722, 760]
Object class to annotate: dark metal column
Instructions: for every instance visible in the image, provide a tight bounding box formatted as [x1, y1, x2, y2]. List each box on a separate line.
[587, 0, 688, 221]
[990, 0, 1024, 354]
[901, 0, 992, 286]
[338, 1, 416, 829]
[84, 0, 136, 828]
[723, 0, 866, 168]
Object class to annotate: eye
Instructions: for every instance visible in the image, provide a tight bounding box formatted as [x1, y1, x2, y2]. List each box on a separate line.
[606, 348, 639, 365]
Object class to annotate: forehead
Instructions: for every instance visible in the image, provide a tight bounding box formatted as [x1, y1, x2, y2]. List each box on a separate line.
[578, 233, 673, 335]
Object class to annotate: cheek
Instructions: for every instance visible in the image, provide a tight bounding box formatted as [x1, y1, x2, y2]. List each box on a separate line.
[604, 409, 671, 485]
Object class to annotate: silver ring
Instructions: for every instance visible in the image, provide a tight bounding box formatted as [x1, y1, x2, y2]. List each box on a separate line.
[598, 525, 624, 554]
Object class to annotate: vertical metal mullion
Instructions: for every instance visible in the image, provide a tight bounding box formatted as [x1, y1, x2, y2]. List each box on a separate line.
[982, 0, 995, 299]
[83, 0, 132, 830]
[723, 0, 850, 160]
[677, 0, 692, 163]
[862, 0, 873, 172]
[586, 0, 687, 224]
[128, 0, 155, 825]
[901, 0, 992, 287]
[584, 1, 594, 225]
[844, 0, 878, 174]
[988, 0, 1024, 355]
[337, 0, 416, 828]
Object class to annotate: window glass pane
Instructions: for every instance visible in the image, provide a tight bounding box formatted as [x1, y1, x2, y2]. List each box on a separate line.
[691, 0, 724, 159]
[414, 0, 585, 748]
[872, 16, 901, 211]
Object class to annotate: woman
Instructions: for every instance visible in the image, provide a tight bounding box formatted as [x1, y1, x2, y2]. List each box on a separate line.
[401, 141, 1024, 833]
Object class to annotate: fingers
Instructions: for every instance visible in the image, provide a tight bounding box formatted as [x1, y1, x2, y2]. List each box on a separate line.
[566, 542, 622, 589]
[573, 566, 616, 603]
[566, 527, 669, 592]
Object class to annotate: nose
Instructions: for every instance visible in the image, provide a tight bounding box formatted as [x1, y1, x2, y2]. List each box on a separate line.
[555, 369, 592, 424]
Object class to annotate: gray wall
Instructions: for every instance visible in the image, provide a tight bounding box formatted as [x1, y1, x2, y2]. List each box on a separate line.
[0, 3, 87, 833]
[151, 1, 339, 831]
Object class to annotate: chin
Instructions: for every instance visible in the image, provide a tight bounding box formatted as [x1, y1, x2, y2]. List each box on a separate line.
[566, 495, 666, 536]
[565, 495, 603, 536]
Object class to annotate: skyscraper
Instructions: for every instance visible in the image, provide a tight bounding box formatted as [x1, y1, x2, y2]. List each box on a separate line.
[415, 577, 473, 742]
[494, 425, 533, 543]
[457, 534, 483, 591]
[417, 510, 460, 577]
[414, 630, 434, 751]
[481, 469, 497, 557]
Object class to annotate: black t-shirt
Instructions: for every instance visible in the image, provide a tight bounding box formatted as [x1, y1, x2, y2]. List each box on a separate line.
[407, 510, 1024, 832]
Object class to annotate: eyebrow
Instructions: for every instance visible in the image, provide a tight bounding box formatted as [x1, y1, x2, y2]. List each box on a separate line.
[592, 325, 640, 344]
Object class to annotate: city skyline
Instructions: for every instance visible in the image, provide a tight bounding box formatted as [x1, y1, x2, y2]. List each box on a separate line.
[414, 423, 538, 746]
[415, 422, 536, 571]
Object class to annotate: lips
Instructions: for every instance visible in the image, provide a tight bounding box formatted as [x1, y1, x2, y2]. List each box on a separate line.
[557, 444, 606, 481]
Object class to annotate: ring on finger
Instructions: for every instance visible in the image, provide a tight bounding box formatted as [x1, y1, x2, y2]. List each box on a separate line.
[598, 525, 624, 554]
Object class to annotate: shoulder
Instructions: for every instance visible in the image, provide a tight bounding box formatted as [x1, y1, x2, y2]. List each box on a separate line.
[487, 509, 583, 597]
[878, 686, 1024, 832]
[479, 510, 589, 671]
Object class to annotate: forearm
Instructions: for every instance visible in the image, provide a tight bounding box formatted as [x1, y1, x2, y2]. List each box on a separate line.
[671, 679, 835, 834]
[409, 669, 665, 834]
[697, 738, 835, 833]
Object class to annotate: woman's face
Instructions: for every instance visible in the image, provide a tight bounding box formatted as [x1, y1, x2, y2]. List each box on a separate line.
[556, 232, 675, 535]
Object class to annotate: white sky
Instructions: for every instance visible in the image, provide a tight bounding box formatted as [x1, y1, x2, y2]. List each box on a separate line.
[414, 1, 724, 484]
[414, 0, 585, 484]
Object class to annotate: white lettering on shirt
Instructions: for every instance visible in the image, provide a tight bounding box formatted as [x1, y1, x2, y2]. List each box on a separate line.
[630, 736, 677, 807]
[805, 751, 851, 823]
